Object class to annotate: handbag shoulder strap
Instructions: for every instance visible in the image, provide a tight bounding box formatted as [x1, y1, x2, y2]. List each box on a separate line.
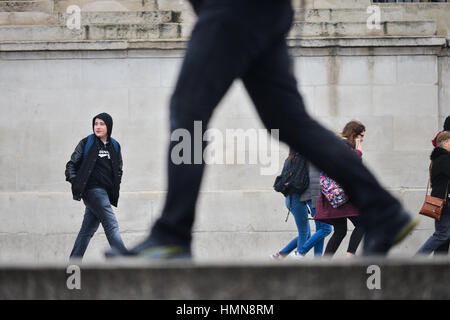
[444, 181, 449, 203]
[426, 162, 432, 195]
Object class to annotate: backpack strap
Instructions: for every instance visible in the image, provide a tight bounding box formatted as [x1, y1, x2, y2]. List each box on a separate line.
[83, 135, 119, 160]
[110, 137, 119, 153]
[83, 134, 96, 160]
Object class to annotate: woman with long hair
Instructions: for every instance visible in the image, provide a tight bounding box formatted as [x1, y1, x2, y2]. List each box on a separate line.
[314, 120, 366, 257]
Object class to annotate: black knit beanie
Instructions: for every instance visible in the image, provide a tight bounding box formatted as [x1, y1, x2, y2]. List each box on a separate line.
[92, 112, 113, 139]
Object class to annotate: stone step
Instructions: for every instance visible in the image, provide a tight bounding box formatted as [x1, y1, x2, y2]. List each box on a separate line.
[59, 10, 176, 25]
[0, 20, 436, 42]
[294, 8, 405, 23]
[0, 11, 56, 25]
[289, 21, 437, 38]
[0, 23, 183, 41]
[0, 10, 178, 26]
[87, 22, 181, 40]
[293, 6, 450, 23]
[0, 1, 52, 13]
[54, 0, 158, 12]
[0, 24, 85, 40]
[308, 0, 371, 9]
[0, 257, 449, 299]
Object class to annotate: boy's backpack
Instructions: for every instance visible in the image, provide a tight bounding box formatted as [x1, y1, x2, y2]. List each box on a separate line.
[273, 154, 309, 197]
[319, 172, 348, 208]
[83, 134, 119, 160]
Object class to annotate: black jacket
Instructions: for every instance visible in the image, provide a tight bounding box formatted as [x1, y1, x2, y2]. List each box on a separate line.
[189, 0, 204, 13]
[65, 136, 123, 207]
[430, 147, 450, 200]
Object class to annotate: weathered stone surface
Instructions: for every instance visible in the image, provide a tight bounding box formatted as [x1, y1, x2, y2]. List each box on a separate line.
[0, 1, 449, 267]
[0, 23, 183, 41]
[0, 12, 57, 26]
[54, 0, 158, 12]
[0, 1, 53, 13]
[57, 10, 174, 25]
[0, 25, 85, 41]
[0, 257, 449, 299]
[289, 21, 436, 38]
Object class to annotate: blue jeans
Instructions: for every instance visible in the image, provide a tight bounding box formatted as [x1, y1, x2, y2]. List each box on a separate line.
[417, 209, 450, 255]
[70, 188, 127, 259]
[297, 204, 332, 257]
[279, 194, 311, 256]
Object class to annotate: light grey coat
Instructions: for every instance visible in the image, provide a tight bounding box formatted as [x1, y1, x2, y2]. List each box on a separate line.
[300, 162, 321, 208]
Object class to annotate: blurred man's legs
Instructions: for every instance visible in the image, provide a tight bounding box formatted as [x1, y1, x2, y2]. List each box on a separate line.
[110, 0, 416, 259]
[144, 1, 295, 253]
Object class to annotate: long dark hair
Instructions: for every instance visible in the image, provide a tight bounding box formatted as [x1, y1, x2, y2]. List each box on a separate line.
[341, 120, 365, 148]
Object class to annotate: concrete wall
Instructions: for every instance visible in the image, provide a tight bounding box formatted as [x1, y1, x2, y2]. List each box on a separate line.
[1, 43, 448, 263]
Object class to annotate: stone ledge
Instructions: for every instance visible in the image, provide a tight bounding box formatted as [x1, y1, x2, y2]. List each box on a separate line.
[0, 36, 447, 52]
[0, 257, 449, 299]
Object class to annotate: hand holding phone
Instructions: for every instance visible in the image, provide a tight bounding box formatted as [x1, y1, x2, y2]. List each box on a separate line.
[355, 138, 362, 150]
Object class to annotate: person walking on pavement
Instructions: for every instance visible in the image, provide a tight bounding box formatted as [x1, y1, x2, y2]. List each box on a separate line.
[430, 116, 450, 255]
[107, 0, 417, 260]
[416, 131, 450, 255]
[272, 151, 332, 259]
[314, 121, 366, 258]
[66, 113, 127, 260]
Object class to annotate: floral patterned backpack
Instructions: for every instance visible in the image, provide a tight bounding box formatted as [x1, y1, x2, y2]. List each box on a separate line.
[319, 172, 349, 208]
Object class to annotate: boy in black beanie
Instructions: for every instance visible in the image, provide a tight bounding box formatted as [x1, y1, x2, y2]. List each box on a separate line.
[65, 113, 127, 260]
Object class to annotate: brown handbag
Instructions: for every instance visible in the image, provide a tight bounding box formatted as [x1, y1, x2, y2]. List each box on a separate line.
[419, 163, 449, 222]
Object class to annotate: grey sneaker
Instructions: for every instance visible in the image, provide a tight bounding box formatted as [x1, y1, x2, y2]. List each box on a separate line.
[105, 237, 191, 260]
[363, 208, 419, 256]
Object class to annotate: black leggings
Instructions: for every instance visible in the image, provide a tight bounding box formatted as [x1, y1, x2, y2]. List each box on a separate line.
[324, 216, 365, 256]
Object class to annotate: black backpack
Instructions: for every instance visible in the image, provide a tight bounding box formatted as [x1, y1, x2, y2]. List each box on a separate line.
[273, 153, 309, 197]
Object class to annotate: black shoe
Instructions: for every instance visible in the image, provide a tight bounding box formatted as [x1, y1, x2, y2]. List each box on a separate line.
[363, 208, 419, 256]
[104, 246, 130, 258]
[105, 237, 191, 260]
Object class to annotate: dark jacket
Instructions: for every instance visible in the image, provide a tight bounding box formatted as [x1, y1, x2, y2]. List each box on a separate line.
[430, 147, 450, 201]
[189, 0, 204, 13]
[65, 136, 123, 207]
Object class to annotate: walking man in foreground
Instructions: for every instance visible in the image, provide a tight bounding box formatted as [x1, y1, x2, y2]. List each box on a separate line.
[107, 0, 418, 259]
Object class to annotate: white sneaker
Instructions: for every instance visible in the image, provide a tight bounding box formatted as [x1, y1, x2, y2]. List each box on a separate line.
[270, 252, 286, 260]
[292, 251, 305, 259]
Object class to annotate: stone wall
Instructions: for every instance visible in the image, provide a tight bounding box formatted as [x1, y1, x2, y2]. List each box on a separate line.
[1, 0, 450, 263]
[1, 41, 448, 262]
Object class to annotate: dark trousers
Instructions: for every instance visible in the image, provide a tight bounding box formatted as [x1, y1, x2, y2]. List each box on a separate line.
[324, 216, 365, 256]
[150, 0, 401, 247]
[435, 241, 449, 255]
[417, 209, 450, 255]
[70, 188, 127, 259]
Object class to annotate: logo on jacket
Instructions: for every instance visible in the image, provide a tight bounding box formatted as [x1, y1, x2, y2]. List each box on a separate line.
[99, 150, 110, 159]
